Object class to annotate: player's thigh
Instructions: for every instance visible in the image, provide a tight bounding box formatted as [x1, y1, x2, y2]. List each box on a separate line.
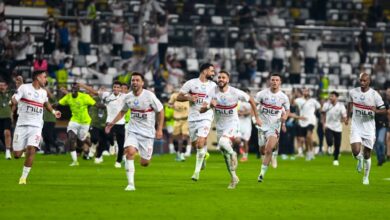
[138, 136, 154, 161]
[13, 126, 28, 152]
[26, 127, 43, 149]
[124, 132, 139, 154]
[181, 120, 189, 136]
[78, 124, 90, 141]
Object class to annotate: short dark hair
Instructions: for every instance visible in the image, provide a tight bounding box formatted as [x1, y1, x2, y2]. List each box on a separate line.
[131, 72, 145, 82]
[121, 83, 129, 89]
[270, 73, 282, 80]
[113, 80, 121, 86]
[32, 71, 45, 80]
[199, 63, 214, 73]
[219, 70, 230, 78]
[330, 91, 339, 97]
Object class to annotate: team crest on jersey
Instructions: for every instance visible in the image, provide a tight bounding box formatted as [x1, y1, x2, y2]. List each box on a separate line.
[270, 97, 276, 104]
[359, 95, 365, 101]
[200, 84, 206, 91]
[134, 99, 140, 106]
[34, 92, 39, 98]
[220, 95, 227, 105]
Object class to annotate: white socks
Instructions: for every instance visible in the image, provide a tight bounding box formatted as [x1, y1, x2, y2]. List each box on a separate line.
[70, 151, 78, 162]
[364, 158, 371, 179]
[259, 164, 268, 177]
[194, 147, 206, 173]
[125, 159, 135, 185]
[21, 166, 31, 179]
[354, 152, 363, 161]
[5, 149, 11, 159]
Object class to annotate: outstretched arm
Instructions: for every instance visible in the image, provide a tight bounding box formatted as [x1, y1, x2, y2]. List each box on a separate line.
[78, 83, 99, 96]
[105, 110, 127, 134]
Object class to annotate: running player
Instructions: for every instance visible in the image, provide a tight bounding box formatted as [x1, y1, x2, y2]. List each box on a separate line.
[200, 71, 261, 188]
[11, 71, 61, 184]
[255, 73, 290, 182]
[106, 72, 164, 191]
[59, 83, 96, 166]
[346, 73, 386, 185]
[176, 63, 216, 181]
[321, 91, 347, 166]
[238, 88, 253, 162]
[294, 88, 321, 161]
[80, 81, 126, 168]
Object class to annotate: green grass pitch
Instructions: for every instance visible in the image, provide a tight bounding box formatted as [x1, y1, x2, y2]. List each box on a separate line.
[0, 152, 389, 219]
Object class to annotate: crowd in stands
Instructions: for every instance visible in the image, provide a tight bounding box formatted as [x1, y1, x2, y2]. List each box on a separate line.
[0, 0, 390, 161]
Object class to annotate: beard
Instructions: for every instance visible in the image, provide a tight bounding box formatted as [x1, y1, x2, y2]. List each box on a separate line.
[218, 81, 227, 89]
[206, 75, 214, 81]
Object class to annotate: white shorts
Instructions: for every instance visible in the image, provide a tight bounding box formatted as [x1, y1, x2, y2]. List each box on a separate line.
[124, 131, 154, 160]
[239, 118, 252, 141]
[13, 125, 42, 151]
[257, 125, 280, 147]
[350, 131, 375, 149]
[217, 123, 240, 140]
[166, 125, 173, 134]
[67, 121, 90, 141]
[188, 120, 212, 142]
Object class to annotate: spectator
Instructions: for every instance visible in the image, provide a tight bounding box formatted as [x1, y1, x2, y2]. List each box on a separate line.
[271, 33, 285, 73]
[234, 34, 245, 68]
[373, 56, 390, 90]
[110, 17, 124, 56]
[356, 24, 369, 67]
[57, 21, 70, 54]
[42, 16, 57, 55]
[145, 28, 159, 74]
[78, 19, 92, 55]
[157, 13, 169, 67]
[70, 30, 79, 55]
[110, 0, 126, 17]
[0, 16, 9, 44]
[0, 48, 14, 84]
[48, 47, 66, 78]
[193, 26, 209, 61]
[166, 54, 184, 88]
[122, 25, 135, 59]
[11, 33, 29, 66]
[33, 52, 48, 72]
[300, 34, 321, 74]
[87, 63, 118, 87]
[86, 0, 97, 20]
[24, 27, 35, 64]
[252, 32, 268, 72]
[288, 46, 302, 84]
[238, 1, 252, 31]
[56, 57, 73, 89]
[385, 88, 390, 161]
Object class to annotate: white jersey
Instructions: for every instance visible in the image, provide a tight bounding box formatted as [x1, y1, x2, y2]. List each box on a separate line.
[348, 87, 385, 138]
[100, 91, 125, 124]
[13, 84, 48, 128]
[255, 89, 290, 130]
[238, 101, 252, 121]
[205, 86, 250, 132]
[322, 101, 346, 132]
[122, 89, 163, 138]
[295, 97, 320, 127]
[180, 78, 217, 122]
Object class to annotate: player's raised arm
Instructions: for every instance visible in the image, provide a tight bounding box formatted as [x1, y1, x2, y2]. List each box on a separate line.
[78, 83, 99, 96]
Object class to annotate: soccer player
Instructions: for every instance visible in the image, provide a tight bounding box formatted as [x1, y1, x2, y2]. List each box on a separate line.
[80, 81, 126, 168]
[255, 73, 290, 182]
[294, 88, 321, 161]
[200, 71, 261, 188]
[11, 71, 61, 184]
[105, 72, 164, 191]
[321, 91, 347, 166]
[168, 90, 190, 162]
[346, 73, 386, 185]
[0, 80, 13, 159]
[59, 83, 96, 166]
[238, 88, 253, 162]
[176, 63, 216, 181]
